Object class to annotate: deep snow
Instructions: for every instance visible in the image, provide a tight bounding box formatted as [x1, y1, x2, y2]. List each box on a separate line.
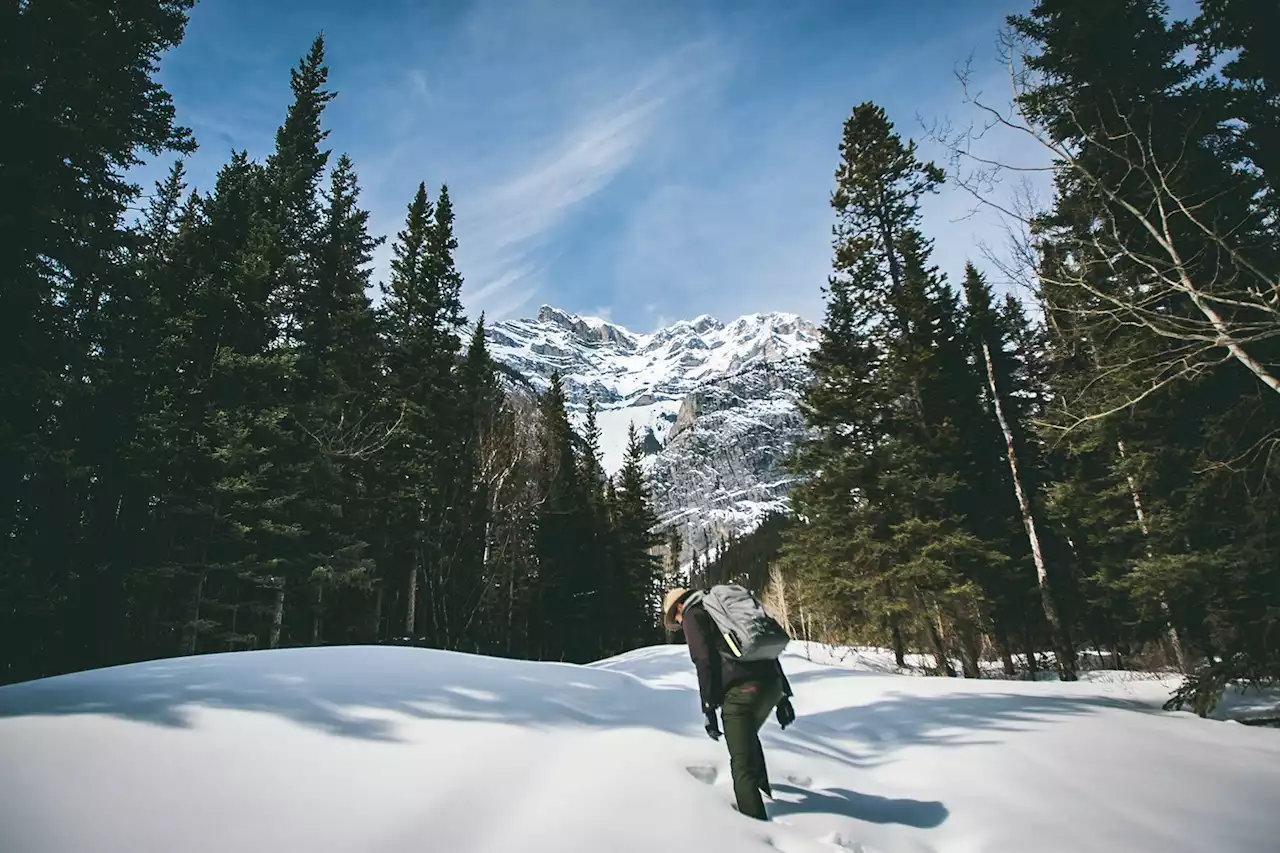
[2, 643, 1278, 853]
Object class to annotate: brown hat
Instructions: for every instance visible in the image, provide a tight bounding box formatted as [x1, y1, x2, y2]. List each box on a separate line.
[663, 588, 689, 632]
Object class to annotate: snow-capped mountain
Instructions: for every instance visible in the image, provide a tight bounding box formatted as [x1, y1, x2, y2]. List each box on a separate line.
[485, 305, 820, 557]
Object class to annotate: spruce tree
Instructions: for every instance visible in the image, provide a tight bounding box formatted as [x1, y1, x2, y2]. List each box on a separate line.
[1011, 0, 1280, 705]
[0, 0, 198, 683]
[784, 103, 1002, 674]
[534, 373, 589, 660]
[613, 423, 663, 648]
[963, 263, 1077, 677]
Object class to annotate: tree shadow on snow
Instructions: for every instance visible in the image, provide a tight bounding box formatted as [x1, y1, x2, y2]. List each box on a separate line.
[0, 646, 1153, 754]
[0, 645, 697, 743]
[769, 688, 1153, 769]
[769, 783, 948, 828]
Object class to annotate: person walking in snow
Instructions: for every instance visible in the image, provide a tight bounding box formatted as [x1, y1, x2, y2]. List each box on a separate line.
[663, 586, 796, 821]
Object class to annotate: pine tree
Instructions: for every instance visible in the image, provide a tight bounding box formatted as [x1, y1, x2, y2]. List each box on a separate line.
[1011, 0, 1280, 705]
[264, 34, 334, 347]
[290, 153, 384, 645]
[578, 399, 616, 657]
[534, 373, 590, 660]
[613, 423, 663, 647]
[0, 0, 198, 683]
[963, 263, 1077, 678]
[443, 317, 505, 651]
[783, 103, 1001, 674]
[376, 182, 468, 645]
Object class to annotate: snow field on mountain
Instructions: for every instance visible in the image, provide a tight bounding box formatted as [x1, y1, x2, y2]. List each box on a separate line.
[485, 307, 819, 476]
[3, 643, 1278, 853]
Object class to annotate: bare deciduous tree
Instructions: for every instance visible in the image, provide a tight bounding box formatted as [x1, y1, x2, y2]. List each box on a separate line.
[937, 36, 1279, 433]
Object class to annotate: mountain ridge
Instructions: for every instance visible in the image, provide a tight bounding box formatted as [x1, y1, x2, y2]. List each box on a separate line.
[484, 305, 819, 556]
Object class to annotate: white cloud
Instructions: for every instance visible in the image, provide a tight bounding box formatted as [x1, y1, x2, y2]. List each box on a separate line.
[456, 40, 727, 321]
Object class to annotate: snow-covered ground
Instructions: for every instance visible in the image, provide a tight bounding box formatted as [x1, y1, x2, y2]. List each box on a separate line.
[2, 644, 1278, 853]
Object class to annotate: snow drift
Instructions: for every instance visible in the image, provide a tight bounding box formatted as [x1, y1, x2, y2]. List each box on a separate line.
[1, 644, 1278, 853]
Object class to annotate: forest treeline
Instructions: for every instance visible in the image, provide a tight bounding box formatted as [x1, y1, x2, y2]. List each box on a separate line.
[1, 3, 662, 686]
[769, 0, 1279, 713]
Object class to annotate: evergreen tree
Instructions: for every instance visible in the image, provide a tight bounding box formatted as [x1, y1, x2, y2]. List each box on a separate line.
[376, 182, 467, 645]
[783, 103, 1006, 677]
[1003, 0, 1280, 705]
[264, 34, 334, 347]
[0, 0, 197, 683]
[534, 373, 590, 660]
[612, 423, 663, 648]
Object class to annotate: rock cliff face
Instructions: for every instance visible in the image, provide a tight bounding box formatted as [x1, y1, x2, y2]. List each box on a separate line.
[484, 306, 818, 558]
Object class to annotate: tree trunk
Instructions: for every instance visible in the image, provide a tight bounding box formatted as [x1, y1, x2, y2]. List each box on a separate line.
[957, 619, 982, 679]
[1023, 620, 1039, 679]
[890, 612, 907, 669]
[311, 583, 324, 646]
[925, 609, 956, 677]
[371, 584, 383, 642]
[406, 563, 418, 640]
[181, 570, 206, 656]
[505, 560, 516, 656]
[227, 582, 240, 652]
[765, 564, 793, 636]
[1116, 439, 1188, 673]
[269, 579, 285, 650]
[996, 628, 1017, 678]
[981, 338, 1077, 681]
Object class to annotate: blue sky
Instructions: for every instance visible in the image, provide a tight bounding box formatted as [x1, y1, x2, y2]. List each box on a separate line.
[143, 0, 1048, 331]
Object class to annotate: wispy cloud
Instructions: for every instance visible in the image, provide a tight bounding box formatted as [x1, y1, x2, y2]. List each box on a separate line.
[457, 39, 727, 320]
[149, 0, 1044, 332]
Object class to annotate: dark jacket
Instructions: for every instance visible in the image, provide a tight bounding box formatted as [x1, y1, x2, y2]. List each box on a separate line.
[682, 599, 792, 710]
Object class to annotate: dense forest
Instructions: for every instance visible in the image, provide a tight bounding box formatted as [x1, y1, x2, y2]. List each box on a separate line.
[0, 2, 663, 686]
[775, 0, 1279, 713]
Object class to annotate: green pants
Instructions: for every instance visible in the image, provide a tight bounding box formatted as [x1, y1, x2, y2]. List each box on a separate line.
[721, 678, 785, 821]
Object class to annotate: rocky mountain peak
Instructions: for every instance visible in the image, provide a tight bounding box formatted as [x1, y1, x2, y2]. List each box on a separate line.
[536, 305, 636, 349]
[485, 306, 818, 558]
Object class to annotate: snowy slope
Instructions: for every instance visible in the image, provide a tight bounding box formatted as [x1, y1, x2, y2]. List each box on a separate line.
[486, 306, 819, 554]
[3, 645, 1279, 853]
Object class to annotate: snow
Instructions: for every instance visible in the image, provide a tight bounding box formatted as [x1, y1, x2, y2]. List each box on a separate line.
[485, 307, 819, 476]
[3, 644, 1279, 853]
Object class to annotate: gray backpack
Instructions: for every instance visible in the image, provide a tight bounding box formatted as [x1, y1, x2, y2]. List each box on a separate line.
[687, 584, 790, 662]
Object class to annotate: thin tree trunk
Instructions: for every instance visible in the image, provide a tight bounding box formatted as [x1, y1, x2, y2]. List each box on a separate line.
[926, 609, 956, 677]
[766, 564, 793, 636]
[406, 561, 418, 640]
[1023, 619, 1039, 679]
[1116, 439, 1188, 673]
[505, 560, 516, 656]
[371, 584, 383, 642]
[981, 338, 1077, 681]
[311, 583, 323, 646]
[181, 570, 207, 655]
[269, 579, 285, 650]
[890, 612, 907, 669]
[996, 626, 1016, 678]
[957, 619, 982, 679]
[227, 582, 240, 652]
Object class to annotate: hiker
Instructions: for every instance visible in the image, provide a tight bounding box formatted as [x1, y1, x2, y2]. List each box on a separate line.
[664, 586, 796, 821]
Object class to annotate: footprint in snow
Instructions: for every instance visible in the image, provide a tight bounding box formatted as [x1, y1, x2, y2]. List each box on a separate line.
[821, 833, 883, 853]
[685, 765, 720, 785]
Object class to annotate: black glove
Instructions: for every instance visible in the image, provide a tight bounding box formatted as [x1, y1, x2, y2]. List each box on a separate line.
[776, 697, 795, 730]
[703, 706, 722, 740]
